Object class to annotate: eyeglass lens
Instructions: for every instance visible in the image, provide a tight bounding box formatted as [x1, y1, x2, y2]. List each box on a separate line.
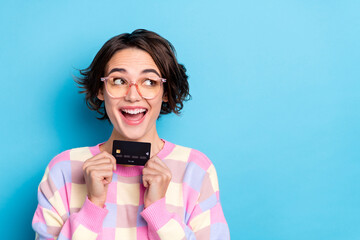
[106, 77, 162, 99]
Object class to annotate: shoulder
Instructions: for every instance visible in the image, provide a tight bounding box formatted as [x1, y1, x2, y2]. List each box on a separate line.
[164, 141, 220, 193]
[47, 144, 99, 171]
[164, 140, 214, 172]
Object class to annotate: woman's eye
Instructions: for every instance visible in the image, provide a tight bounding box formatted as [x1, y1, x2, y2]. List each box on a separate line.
[144, 79, 156, 86]
[114, 78, 126, 85]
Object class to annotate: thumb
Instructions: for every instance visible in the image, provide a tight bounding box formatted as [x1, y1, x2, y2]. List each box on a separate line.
[142, 175, 150, 188]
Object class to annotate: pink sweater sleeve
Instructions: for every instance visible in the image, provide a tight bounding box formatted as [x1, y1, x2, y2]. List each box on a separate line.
[140, 156, 230, 240]
[32, 151, 108, 240]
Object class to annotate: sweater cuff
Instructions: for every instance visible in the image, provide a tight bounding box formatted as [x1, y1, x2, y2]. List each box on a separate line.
[140, 197, 173, 231]
[75, 197, 108, 233]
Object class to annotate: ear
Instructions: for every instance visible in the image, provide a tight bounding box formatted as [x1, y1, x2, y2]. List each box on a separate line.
[162, 92, 168, 102]
[97, 88, 104, 101]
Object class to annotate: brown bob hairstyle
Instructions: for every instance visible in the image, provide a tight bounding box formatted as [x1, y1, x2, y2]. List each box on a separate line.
[76, 29, 191, 121]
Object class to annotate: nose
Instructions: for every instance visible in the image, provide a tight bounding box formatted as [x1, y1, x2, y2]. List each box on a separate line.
[124, 84, 142, 102]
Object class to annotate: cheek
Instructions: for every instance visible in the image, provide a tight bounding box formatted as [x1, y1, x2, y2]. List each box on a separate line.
[155, 97, 164, 111]
[103, 97, 118, 118]
[148, 98, 163, 119]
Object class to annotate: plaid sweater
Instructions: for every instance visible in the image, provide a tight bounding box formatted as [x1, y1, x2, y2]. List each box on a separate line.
[32, 140, 230, 239]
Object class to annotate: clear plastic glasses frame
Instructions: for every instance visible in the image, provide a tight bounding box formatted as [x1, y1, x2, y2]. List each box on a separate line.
[100, 76, 167, 100]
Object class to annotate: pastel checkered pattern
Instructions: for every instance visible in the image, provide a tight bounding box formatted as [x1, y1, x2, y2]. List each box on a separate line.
[32, 140, 230, 239]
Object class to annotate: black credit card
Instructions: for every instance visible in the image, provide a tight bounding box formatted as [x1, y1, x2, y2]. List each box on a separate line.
[112, 140, 151, 166]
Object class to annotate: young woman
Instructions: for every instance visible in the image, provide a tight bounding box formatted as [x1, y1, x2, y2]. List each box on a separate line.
[32, 29, 230, 240]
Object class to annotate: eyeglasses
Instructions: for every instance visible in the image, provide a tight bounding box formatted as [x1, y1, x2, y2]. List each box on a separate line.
[100, 76, 166, 99]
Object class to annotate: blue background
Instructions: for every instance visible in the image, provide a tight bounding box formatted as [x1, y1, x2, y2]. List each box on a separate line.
[0, 0, 359, 239]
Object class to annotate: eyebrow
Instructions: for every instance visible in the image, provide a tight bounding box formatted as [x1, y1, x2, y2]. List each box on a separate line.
[108, 68, 160, 77]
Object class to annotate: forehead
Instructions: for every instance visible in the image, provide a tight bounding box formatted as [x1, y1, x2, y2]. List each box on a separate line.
[105, 48, 160, 75]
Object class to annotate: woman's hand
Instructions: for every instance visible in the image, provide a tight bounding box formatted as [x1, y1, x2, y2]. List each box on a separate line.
[142, 156, 172, 208]
[82, 151, 116, 208]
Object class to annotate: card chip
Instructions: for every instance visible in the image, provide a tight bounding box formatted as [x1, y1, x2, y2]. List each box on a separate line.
[116, 149, 121, 154]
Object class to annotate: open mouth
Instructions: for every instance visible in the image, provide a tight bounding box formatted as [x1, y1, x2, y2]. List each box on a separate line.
[120, 107, 148, 125]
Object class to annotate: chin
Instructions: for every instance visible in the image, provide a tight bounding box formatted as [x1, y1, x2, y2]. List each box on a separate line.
[112, 117, 154, 141]
[121, 128, 148, 141]
[108, 106, 160, 141]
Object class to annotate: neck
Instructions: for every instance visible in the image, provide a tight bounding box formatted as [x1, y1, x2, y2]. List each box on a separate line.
[99, 128, 164, 161]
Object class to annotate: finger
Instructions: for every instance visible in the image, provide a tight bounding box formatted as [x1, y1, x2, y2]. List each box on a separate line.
[87, 151, 112, 161]
[142, 174, 149, 187]
[145, 159, 169, 176]
[145, 158, 164, 170]
[142, 167, 162, 176]
[143, 166, 170, 182]
[142, 177, 148, 188]
[86, 163, 114, 172]
[89, 158, 115, 171]
[143, 174, 164, 186]
[89, 169, 113, 182]
[85, 156, 111, 167]
[153, 156, 167, 167]
[84, 164, 114, 178]
[147, 156, 167, 167]
[83, 158, 111, 169]
[102, 172, 114, 185]
[142, 174, 158, 188]
[85, 152, 116, 171]
[102, 151, 117, 171]
[102, 178, 111, 185]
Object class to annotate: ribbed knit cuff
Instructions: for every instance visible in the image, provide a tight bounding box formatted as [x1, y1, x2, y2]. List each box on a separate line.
[75, 197, 109, 233]
[140, 197, 173, 231]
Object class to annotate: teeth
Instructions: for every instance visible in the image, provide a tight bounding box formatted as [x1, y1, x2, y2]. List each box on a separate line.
[122, 108, 146, 114]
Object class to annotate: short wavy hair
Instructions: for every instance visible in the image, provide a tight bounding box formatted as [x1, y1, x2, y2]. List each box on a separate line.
[75, 29, 191, 121]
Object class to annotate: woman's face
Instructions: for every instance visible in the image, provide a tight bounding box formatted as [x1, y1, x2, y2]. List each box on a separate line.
[98, 47, 167, 141]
